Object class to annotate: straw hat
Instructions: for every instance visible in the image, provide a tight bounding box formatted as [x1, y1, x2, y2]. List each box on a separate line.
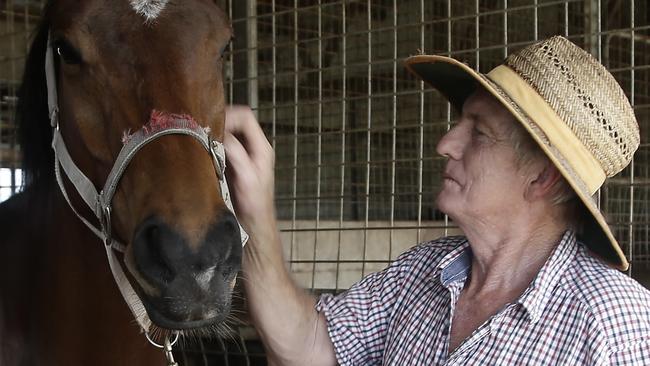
[405, 35, 640, 270]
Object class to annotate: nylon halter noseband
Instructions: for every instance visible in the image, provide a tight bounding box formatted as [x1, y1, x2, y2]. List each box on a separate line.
[45, 33, 248, 336]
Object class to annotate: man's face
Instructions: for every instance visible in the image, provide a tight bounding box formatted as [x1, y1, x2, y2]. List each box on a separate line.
[435, 88, 530, 225]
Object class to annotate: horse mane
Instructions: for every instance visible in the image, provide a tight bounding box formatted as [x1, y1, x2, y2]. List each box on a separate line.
[16, 5, 53, 188]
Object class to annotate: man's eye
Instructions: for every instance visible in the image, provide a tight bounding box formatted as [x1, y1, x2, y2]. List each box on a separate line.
[473, 127, 486, 136]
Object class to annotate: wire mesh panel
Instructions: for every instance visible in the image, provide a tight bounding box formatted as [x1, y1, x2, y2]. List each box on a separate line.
[0, 1, 40, 200]
[1, 0, 649, 364]
[220, 0, 649, 292]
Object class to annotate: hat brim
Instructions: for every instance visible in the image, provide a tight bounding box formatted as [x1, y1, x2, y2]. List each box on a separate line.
[405, 55, 627, 271]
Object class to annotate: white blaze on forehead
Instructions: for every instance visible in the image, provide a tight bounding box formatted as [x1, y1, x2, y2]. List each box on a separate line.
[129, 0, 169, 21]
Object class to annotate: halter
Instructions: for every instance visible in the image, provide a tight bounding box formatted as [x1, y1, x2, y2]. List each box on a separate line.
[44, 33, 248, 344]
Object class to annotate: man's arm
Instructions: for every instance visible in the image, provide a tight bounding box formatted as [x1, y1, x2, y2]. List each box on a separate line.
[224, 106, 337, 366]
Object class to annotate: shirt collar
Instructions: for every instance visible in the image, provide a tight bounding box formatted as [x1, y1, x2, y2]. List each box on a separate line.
[435, 231, 578, 324]
[437, 239, 472, 287]
[517, 230, 578, 323]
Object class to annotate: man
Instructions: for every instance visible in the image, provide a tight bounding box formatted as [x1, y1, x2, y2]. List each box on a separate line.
[224, 36, 650, 365]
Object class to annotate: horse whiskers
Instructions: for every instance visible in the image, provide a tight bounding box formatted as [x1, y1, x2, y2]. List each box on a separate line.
[143, 310, 246, 350]
[132, 275, 249, 347]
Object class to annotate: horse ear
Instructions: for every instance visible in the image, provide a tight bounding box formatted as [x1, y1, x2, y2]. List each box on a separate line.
[17, 16, 53, 187]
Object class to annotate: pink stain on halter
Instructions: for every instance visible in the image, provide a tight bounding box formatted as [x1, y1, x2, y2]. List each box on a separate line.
[121, 110, 201, 144]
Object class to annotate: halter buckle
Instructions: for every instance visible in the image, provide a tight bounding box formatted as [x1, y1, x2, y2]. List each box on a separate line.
[50, 107, 59, 129]
[210, 138, 225, 180]
[99, 204, 112, 246]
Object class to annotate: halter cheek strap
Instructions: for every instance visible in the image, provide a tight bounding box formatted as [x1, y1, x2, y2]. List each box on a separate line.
[45, 33, 248, 336]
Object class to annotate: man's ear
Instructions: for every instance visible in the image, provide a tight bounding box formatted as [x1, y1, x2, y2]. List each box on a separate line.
[524, 163, 562, 201]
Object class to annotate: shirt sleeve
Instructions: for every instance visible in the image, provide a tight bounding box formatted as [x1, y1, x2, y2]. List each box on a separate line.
[315, 251, 413, 366]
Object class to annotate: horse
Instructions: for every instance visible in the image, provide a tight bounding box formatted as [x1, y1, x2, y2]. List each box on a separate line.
[0, 1, 245, 364]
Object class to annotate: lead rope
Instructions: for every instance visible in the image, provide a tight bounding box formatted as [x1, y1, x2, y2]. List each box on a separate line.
[45, 31, 248, 364]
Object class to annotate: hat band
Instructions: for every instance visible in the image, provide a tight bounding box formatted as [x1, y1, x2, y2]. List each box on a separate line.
[486, 65, 606, 195]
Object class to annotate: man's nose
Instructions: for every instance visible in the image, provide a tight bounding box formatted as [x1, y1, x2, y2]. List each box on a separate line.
[436, 123, 465, 160]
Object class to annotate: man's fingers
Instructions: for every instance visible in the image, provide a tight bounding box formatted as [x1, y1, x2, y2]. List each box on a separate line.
[225, 105, 273, 163]
[224, 131, 252, 177]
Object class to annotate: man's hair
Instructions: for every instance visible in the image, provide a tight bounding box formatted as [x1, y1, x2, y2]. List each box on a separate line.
[507, 120, 577, 206]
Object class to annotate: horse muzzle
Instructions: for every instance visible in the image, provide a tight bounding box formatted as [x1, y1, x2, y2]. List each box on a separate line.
[131, 211, 242, 329]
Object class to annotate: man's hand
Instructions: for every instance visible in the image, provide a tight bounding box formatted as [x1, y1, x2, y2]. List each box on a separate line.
[224, 106, 276, 241]
[224, 106, 337, 366]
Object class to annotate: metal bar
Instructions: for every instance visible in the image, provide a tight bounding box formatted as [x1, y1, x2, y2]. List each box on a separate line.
[585, 0, 600, 67]
[291, 259, 395, 264]
[273, 180, 650, 201]
[389, 0, 397, 259]
[232, 0, 581, 27]
[238, 330, 251, 366]
[361, 0, 372, 276]
[627, 0, 635, 275]
[417, 0, 425, 243]
[533, 0, 538, 40]
[503, 0, 508, 58]
[9, 0, 17, 193]
[564, 1, 569, 37]
[228, 0, 234, 105]
[444, 0, 452, 237]
[216, 337, 229, 366]
[247, 0, 258, 112]
[597, 0, 602, 61]
[475, 0, 480, 70]
[271, 0, 276, 149]
[310, 0, 323, 290]
[335, 1, 347, 291]
[198, 337, 209, 366]
[227, 23, 650, 85]
[595, 0, 601, 210]
[281, 223, 461, 232]
[290, 0, 298, 273]
[225, 23, 650, 58]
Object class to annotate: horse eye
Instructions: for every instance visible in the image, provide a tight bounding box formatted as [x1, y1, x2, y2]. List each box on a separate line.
[52, 39, 83, 65]
[219, 37, 233, 59]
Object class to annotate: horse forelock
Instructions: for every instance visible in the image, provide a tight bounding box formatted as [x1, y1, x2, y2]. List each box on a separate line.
[17, 14, 53, 188]
[129, 0, 169, 22]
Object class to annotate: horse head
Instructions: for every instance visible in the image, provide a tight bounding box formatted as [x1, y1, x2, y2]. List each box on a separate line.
[40, 0, 241, 335]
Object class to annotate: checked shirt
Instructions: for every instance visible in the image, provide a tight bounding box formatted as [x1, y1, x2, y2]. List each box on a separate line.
[316, 231, 650, 365]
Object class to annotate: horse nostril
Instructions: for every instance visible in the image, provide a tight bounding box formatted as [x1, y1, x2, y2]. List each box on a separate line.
[145, 225, 161, 264]
[133, 217, 179, 285]
[147, 225, 160, 244]
[224, 218, 236, 234]
[203, 211, 243, 272]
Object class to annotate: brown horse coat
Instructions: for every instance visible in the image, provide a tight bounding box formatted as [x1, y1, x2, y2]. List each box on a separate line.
[1, 1, 240, 364]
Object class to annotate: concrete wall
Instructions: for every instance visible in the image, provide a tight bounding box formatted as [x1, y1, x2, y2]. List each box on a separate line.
[278, 219, 461, 290]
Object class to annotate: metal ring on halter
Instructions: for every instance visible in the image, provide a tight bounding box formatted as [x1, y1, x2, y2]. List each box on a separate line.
[145, 332, 180, 349]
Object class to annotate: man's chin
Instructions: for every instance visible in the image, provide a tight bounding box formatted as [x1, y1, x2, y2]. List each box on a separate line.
[435, 196, 461, 222]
